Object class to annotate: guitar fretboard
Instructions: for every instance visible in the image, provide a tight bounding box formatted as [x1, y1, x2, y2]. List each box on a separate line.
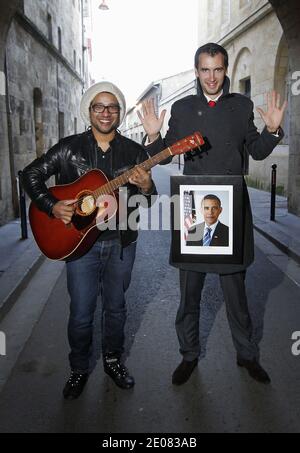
[93, 147, 172, 198]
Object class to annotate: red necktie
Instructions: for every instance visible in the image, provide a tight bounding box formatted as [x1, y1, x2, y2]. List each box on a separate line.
[208, 100, 217, 108]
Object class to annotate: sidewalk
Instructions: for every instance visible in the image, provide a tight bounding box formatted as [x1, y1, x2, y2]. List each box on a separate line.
[0, 220, 44, 320]
[248, 187, 300, 264]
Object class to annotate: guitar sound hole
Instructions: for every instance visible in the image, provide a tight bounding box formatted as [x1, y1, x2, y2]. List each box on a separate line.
[76, 192, 96, 216]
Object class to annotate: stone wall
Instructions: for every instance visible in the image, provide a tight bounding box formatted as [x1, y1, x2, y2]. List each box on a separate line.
[0, 0, 21, 224]
[269, 0, 300, 216]
[0, 0, 87, 225]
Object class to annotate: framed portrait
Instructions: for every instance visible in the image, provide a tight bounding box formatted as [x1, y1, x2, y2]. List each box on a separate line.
[171, 175, 244, 265]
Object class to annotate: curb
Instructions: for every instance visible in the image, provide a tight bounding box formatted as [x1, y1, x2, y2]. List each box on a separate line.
[0, 249, 45, 322]
[253, 221, 300, 265]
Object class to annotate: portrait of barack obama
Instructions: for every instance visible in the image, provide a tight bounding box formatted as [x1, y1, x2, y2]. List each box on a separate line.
[186, 194, 229, 247]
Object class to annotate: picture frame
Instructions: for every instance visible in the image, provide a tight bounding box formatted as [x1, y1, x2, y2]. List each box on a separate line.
[171, 175, 245, 265]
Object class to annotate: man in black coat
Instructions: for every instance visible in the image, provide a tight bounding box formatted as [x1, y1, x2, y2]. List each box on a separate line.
[186, 194, 229, 247]
[138, 43, 287, 386]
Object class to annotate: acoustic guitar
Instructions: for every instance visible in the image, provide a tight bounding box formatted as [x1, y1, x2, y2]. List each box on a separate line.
[29, 132, 204, 261]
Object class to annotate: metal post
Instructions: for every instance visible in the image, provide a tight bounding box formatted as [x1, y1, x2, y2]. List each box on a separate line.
[270, 164, 277, 222]
[18, 170, 28, 239]
[178, 154, 181, 171]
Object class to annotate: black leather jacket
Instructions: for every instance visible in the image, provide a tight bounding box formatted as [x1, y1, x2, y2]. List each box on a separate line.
[22, 129, 157, 248]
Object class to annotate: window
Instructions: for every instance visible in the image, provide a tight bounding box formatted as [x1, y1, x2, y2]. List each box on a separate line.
[239, 0, 251, 8]
[33, 88, 44, 158]
[47, 14, 53, 43]
[19, 100, 26, 136]
[241, 77, 251, 98]
[221, 0, 230, 27]
[59, 111, 65, 140]
[73, 50, 77, 70]
[207, 0, 215, 39]
[239, 78, 251, 174]
[58, 27, 62, 53]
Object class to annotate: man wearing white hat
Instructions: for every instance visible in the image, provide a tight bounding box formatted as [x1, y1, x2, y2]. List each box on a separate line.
[22, 82, 156, 400]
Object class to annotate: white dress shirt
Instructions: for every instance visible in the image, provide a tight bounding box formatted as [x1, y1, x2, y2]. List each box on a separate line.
[203, 90, 223, 104]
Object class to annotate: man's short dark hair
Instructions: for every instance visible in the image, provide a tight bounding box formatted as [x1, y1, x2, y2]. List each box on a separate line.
[202, 194, 222, 207]
[194, 43, 229, 69]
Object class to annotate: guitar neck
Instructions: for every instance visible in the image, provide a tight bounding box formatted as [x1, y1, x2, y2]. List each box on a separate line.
[94, 147, 172, 198]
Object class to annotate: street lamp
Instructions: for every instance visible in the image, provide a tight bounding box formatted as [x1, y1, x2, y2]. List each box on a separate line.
[99, 0, 109, 10]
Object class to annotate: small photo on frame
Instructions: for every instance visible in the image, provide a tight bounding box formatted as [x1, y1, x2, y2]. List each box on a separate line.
[171, 176, 244, 265]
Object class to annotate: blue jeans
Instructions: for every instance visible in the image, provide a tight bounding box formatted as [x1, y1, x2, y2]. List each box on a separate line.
[66, 239, 137, 374]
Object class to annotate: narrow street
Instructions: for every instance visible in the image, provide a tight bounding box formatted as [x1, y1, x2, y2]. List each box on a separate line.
[0, 165, 299, 433]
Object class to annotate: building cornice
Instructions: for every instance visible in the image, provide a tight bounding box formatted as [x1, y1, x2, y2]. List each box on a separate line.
[218, 3, 274, 48]
[14, 11, 84, 85]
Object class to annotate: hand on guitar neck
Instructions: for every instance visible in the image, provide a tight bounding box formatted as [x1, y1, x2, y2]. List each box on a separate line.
[128, 166, 153, 193]
[52, 199, 77, 225]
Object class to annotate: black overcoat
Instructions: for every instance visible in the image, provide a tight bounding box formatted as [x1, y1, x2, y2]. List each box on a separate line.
[145, 77, 284, 274]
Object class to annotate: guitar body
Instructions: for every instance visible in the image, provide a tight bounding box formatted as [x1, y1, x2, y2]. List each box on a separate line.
[29, 169, 117, 261]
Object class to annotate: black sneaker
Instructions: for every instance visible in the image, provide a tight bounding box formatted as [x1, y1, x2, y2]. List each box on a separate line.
[237, 358, 271, 384]
[63, 371, 89, 400]
[103, 355, 135, 389]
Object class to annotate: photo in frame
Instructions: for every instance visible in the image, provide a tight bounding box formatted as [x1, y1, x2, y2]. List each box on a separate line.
[171, 176, 245, 265]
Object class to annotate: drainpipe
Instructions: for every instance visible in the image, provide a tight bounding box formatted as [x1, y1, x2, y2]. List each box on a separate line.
[81, 0, 85, 93]
[4, 50, 19, 217]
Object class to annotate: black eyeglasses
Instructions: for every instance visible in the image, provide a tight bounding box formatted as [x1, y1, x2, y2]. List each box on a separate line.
[90, 103, 120, 114]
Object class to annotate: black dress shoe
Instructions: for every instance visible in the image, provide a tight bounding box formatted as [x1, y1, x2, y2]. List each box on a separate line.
[103, 355, 135, 389]
[63, 371, 89, 400]
[172, 359, 198, 386]
[237, 358, 271, 384]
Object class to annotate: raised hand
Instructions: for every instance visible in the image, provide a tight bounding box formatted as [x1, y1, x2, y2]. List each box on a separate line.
[137, 98, 166, 141]
[256, 91, 287, 133]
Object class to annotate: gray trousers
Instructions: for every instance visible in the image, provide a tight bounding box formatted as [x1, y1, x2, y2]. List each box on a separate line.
[176, 270, 259, 362]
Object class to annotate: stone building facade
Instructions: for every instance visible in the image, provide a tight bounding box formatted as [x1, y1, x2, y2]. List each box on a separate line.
[198, 0, 291, 196]
[121, 70, 196, 143]
[0, 0, 93, 225]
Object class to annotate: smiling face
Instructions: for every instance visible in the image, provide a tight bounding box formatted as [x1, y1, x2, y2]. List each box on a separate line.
[195, 52, 227, 99]
[89, 92, 120, 135]
[201, 198, 223, 226]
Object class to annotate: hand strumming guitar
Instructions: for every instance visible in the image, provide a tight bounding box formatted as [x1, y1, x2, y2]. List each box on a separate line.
[52, 199, 77, 225]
